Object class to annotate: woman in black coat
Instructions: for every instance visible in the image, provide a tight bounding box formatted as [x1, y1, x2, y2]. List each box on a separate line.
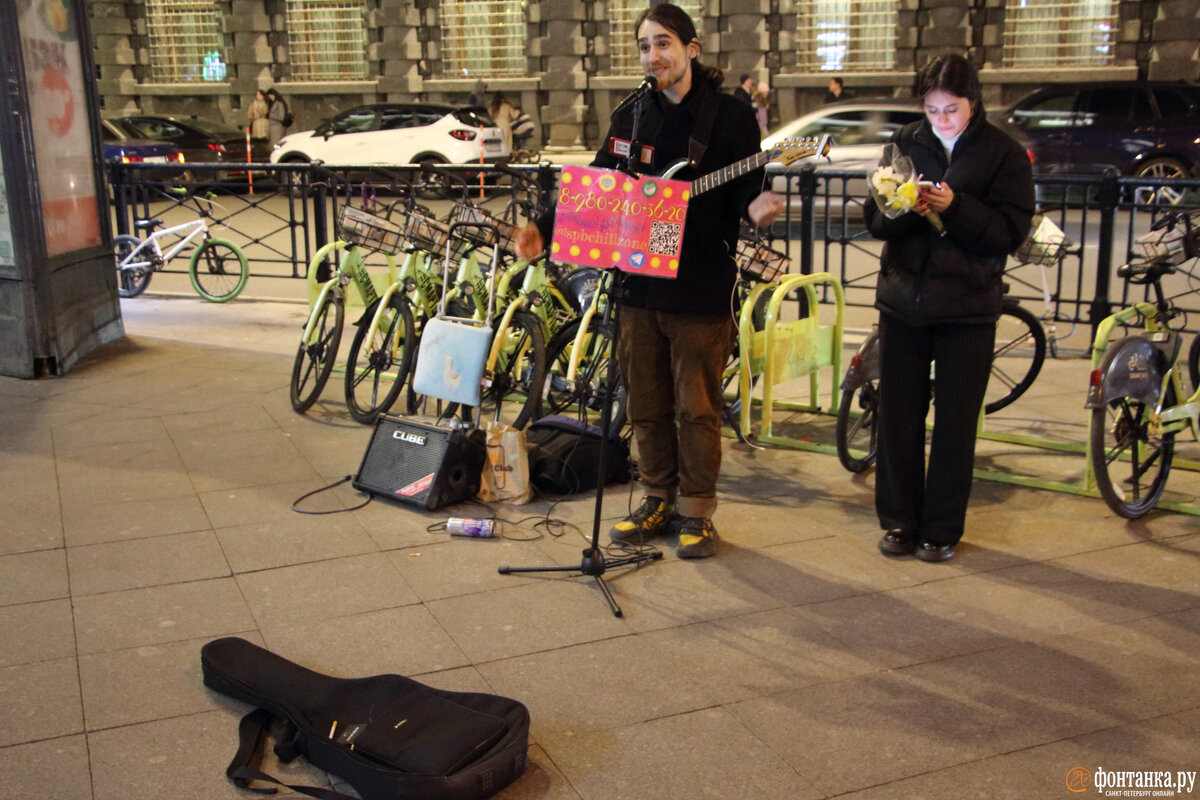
[862, 54, 1034, 562]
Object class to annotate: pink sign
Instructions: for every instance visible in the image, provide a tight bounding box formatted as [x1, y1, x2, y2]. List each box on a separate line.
[550, 166, 688, 279]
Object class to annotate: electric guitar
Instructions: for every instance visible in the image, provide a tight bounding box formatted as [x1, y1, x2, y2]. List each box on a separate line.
[659, 134, 833, 192]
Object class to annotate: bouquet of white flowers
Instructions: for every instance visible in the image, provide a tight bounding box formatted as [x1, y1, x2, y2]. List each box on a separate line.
[869, 144, 943, 234]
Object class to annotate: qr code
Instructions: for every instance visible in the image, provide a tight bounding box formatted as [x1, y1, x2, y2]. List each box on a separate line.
[648, 221, 682, 255]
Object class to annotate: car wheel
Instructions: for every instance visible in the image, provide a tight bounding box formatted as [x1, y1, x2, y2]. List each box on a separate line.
[1133, 157, 1190, 207]
[416, 156, 452, 199]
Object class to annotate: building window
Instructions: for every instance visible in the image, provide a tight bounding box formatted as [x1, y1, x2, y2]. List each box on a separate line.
[794, 0, 896, 72]
[608, 0, 703, 75]
[144, 0, 225, 83]
[1003, 0, 1118, 68]
[441, 0, 527, 79]
[285, 0, 368, 81]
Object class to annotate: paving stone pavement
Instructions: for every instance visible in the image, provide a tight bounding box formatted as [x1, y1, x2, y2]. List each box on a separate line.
[0, 294, 1196, 800]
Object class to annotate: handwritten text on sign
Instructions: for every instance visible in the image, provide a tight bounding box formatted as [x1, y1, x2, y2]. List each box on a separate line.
[550, 166, 688, 279]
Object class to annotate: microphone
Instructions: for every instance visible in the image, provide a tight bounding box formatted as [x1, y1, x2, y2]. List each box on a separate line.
[612, 75, 658, 115]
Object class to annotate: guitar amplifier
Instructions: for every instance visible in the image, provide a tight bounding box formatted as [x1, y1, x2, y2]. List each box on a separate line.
[353, 416, 485, 511]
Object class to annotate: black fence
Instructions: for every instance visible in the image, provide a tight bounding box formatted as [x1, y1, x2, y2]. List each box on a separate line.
[109, 160, 1200, 351]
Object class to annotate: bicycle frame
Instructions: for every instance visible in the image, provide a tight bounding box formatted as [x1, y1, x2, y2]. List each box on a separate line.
[492, 257, 574, 342]
[1087, 300, 1200, 439]
[554, 269, 613, 386]
[302, 240, 396, 344]
[120, 218, 208, 270]
[396, 249, 443, 322]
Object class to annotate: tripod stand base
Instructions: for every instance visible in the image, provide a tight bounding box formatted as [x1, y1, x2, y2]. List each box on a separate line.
[499, 546, 663, 617]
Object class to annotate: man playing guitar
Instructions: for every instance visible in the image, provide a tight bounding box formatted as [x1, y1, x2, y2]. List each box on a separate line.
[517, 4, 783, 558]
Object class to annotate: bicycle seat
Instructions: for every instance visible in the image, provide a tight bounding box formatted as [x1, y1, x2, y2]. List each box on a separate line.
[1117, 260, 1176, 284]
[134, 218, 164, 232]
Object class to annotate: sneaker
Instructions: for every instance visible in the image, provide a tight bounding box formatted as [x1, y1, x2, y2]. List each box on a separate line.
[675, 516, 719, 559]
[610, 496, 677, 545]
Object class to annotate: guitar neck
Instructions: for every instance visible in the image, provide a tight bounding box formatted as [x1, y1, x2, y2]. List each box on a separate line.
[690, 150, 774, 197]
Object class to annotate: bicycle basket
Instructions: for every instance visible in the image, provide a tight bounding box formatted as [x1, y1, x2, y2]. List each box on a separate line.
[448, 203, 518, 255]
[338, 206, 405, 255]
[401, 207, 450, 253]
[735, 240, 789, 283]
[1136, 210, 1200, 264]
[1016, 215, 1070, 266]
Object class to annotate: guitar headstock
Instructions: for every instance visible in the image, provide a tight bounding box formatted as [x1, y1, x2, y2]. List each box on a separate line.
[768, 135, 833, 166]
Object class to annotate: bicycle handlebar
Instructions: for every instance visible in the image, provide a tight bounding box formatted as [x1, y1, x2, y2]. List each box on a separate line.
[1117, 260, 1178, 283]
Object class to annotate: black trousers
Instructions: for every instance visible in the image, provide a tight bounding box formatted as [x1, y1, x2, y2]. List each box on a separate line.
[874, 313, 995, 545]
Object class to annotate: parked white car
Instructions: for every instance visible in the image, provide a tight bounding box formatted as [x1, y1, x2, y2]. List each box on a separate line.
[270, 103, 509, 167]
[763, 99, 923, 174]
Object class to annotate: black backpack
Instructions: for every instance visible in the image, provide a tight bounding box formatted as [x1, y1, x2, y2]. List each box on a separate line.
[526, 414, 632, 496]
[201, 637, 529, 800]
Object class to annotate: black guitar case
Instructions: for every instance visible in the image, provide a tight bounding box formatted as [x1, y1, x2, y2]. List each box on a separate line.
[201, 637, 529, 800]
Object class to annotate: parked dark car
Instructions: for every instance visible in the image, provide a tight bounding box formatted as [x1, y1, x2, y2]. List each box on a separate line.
[995, 81, 1200, 204]
[100, 119, 185, 172]
[111, 115, 272, 179]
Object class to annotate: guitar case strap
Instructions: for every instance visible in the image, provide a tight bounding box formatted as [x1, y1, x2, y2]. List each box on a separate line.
[686, 89, 720, 169]
[227, 708, 354, 799]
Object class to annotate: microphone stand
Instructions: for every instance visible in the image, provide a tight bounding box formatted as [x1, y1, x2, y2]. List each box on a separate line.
[499, 84, 662, 618]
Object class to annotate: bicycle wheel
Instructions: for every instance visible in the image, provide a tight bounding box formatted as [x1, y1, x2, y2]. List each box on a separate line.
[344, 294, 416, 424]
[835, 379, 880, 473]
[984, 303, 1046, 414]
[1089, 380, 1175, 519]
[290, 292, 344, 413]
[189, 238, 249, 303]
[1188, 333, 1200, 395]
[114, 234, 153, 298]
[467, 310, 546, 430]
[544, 317, 627, 433]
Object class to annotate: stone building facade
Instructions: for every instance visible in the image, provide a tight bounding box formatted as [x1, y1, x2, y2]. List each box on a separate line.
[89, 0, 1200, 152]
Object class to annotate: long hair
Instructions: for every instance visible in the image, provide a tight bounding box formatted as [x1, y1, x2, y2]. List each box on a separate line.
[914, 53, 983, 117]
[634, 4, 723, 89]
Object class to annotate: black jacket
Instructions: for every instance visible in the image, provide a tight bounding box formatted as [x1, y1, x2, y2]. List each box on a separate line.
[589, 81, 763, 316]
[863, 112, 1034, 326]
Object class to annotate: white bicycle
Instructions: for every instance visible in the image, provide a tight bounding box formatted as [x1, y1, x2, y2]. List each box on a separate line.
[113, 190, 249, 302]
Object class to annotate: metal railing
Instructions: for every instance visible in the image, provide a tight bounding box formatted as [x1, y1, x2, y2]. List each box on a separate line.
[108, 160, 1200, 350]
[765, 165, 1200, 351]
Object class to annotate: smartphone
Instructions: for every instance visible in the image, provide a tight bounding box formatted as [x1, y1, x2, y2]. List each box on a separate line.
[917, 180, 938, 190]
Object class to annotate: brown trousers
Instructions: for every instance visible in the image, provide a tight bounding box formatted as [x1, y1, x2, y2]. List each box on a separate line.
[617, 307, 733, 519]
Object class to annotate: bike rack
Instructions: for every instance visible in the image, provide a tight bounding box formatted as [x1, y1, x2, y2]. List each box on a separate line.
[967, 300, 1200, 516]
[736, 272, 845, 451]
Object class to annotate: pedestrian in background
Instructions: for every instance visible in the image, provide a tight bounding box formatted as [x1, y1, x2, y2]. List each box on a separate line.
[248, 89, 269, 139]
[489, 91, 518, 152]
[733, 73, 755, 105]
[468, 80, 487, 106]
[752, 82, 770, 138]
[863, 53, 1034, 563]
[824, 76, 854, 103]
[266, 88, 288, 148]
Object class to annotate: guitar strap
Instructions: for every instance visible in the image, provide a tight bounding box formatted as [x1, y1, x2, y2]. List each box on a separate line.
[686, 88, 720, 168]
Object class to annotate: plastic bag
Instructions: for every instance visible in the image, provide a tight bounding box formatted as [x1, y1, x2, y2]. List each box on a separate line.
[869, 143, 943, 232]
[478, 420, 532, 504]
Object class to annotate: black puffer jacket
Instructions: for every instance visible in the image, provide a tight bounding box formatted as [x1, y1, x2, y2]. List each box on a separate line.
[863, 111, 1034, 326]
